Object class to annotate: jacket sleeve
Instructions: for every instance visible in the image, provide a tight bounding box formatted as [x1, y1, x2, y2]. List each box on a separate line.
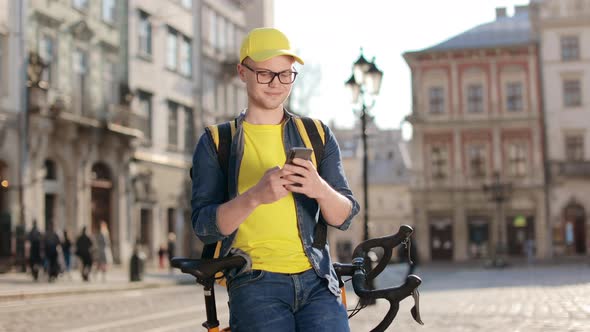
[318, 123, 360, 231]
[191, 132, 228, 244]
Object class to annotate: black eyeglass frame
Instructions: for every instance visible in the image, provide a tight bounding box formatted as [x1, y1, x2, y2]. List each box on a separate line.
[241, 62, 298, 84]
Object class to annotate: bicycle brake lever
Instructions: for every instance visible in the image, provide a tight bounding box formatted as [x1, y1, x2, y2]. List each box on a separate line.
[410, 288, 424, 325]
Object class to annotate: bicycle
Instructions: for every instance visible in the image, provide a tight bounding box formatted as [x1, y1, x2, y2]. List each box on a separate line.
[172, 224, 424, 332]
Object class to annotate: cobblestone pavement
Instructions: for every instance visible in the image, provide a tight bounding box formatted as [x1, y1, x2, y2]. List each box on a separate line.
[0, 262, 588, 331]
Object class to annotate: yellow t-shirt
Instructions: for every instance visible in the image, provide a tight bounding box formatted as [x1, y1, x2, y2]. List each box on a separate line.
[233, 121, 312, 273]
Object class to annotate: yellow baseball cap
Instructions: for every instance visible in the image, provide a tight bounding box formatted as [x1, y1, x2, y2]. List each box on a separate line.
[240, 27, 304, 65]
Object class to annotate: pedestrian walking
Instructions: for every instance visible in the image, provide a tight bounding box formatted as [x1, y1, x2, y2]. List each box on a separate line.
[27, 221, 43, 281]
[95, 220, 113, 281]
[167, 233, 175, 273]
[157, 244, 166, 269]
[44, 224, 61, 282]
[62, 230, 72, 277]
[75, 226, 93, 281]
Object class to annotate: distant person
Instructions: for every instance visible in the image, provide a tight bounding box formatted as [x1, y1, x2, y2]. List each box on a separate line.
[27, 221, 43, 281]
[398, 237, 419, 278]
[157, 244, 166, 269]
[44, 224, 61, 282]
[75, 226, 93, 281]
[167, 233, 176, 273]
[62, 230, 72, 277]
[95, 220, 113, 281]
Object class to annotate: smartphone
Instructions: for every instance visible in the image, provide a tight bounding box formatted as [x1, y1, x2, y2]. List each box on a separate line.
[286, 147, 313, 165]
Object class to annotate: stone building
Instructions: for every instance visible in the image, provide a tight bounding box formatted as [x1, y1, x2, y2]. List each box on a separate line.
[532, 0, 590, 257]
[0, 0, 27, 269]
[24, 0, 140, 263]
[127, 0, 273, 260]
[404, 5, 548, 262]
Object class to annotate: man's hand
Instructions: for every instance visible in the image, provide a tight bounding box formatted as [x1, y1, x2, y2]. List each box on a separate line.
[282, 158, 329, 199]
[248, 166, 294, 205]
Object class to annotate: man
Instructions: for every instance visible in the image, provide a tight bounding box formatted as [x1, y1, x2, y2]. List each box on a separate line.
[192, 27, 359, 331]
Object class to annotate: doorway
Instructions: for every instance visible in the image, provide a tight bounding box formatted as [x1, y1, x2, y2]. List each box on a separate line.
[429, 217, 453, 260]
[90, 163, 112, 234]
[563, 202, 586, 255]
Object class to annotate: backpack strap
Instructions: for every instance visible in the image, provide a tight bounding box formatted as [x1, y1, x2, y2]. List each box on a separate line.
[293, 117, 325, 169]
[293, 117, 329, 249]
[200, 119, 237, 286]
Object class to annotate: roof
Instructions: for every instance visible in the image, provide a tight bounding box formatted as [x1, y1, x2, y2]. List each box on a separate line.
[420, 10, 533, 52]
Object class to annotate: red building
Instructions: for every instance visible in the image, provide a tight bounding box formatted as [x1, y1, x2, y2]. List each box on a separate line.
[404, 6, 548, 262]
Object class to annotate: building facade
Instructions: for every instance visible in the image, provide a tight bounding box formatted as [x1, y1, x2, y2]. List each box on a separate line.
[0, 0, 27, 269]
[532, 0, 590, 257]
[24, 0, 140, 263]
[127, 0, 273, 260]
[404, 6, 548, 262]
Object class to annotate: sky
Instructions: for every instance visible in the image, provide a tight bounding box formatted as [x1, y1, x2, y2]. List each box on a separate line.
[274, 0, 531, 137]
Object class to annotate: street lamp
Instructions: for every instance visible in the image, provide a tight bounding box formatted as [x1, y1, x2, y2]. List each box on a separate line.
[482, 171, 512, 268]
[345, 48, 383, 304]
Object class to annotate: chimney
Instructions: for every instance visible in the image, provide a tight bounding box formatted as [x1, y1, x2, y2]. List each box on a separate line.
[496, 7, 507, 19]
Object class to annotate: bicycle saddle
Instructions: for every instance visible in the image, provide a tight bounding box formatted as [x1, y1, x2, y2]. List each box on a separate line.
[171, 256, 246, 281]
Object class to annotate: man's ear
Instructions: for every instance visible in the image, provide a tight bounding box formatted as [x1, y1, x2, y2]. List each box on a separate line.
[237, 63, 247, 82]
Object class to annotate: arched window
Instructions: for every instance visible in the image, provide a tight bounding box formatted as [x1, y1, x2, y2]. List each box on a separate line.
[92, 162, 112, 181]
[44, 159, 57, 180]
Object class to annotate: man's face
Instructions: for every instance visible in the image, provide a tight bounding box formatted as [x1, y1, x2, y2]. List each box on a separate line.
[238, 55, 297, 112]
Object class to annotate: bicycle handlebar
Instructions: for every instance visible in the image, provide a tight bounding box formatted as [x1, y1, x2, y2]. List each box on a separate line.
[352, 224, 414, 281]
[337, 224, 423, 332]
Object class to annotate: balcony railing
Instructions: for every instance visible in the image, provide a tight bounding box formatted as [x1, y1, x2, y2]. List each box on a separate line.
[551, 160, 590, 178]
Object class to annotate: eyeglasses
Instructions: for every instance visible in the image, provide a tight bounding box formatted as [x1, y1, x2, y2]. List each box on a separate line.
[241, 63, 298, 84]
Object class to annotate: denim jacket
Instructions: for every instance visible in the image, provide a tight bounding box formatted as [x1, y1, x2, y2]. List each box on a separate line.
[191, 110, 360, 296]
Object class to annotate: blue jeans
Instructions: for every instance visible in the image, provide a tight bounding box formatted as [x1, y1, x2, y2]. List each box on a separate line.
[228, 269, 350, 332]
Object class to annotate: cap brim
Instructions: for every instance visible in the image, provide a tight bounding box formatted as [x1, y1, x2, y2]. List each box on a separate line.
[249, 49, 304, 65]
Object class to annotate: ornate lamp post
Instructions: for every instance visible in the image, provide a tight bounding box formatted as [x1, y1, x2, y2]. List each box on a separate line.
[345, 48, 383, 304]
[482, 171, 512, 267]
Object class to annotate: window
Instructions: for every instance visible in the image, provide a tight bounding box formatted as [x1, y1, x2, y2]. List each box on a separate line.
[207, 8, 216, 48]
[166, 28, 178, 70]
[39, 35, 55, 87]
[168, 102, 179, 148]
[44, 160, 57, 180]
[468, 145, 486, 178]
[180, 36, 191, 76]
[102, 60, 117, 108]
[72, 49, 88, 114]
[467, 84, 484, 113]
[180, 0, 192, 9]
[563, 80, 581, 107]
[507, 143, 527, 177]
[565, 135, 584, 161]
[431, 146, 448, 179]
[227, 23, 236, 56]
[429, 87, 445, 114]
[561, 36, 579, 61]
[217, 16, 226, 52]
[506, 82, 523, 111]
[184, 107, 195, 152]
[203, 72, 216, 111]
[138, 11, 152, 56]
[73, 0, 89, 10]
[102, 0, 116, 23]
[137, 91, 152, 141]
[167, 208, 175, 234]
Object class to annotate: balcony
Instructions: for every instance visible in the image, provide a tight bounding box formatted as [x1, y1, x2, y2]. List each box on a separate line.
[551, 160, 590, 178]
[106, 104, 145, 139]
